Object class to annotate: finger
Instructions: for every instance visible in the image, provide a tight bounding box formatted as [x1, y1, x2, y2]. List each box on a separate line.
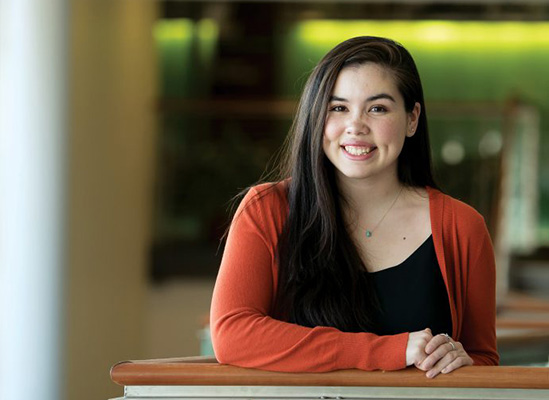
[440, 356, 469, 375]
[440, 352, 473, 376]
[407, 329, 433, 366]
[420, 342, 455, 370]
[413, 328, 433, 368]
[414, 353, 428, 369]
[426, 350, 460, 379]
[425, 333, 450, 354]
[423, 328, 432, 339]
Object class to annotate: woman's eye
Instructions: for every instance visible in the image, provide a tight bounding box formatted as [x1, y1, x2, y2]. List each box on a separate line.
[329, 105, 346, 112]
[370, 105, 387, 113]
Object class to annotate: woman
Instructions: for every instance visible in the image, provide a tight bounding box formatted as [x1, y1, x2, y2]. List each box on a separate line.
[210, 36, 499, 378]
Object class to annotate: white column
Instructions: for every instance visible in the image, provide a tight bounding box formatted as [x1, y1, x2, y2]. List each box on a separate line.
[0, 1, 67, 400]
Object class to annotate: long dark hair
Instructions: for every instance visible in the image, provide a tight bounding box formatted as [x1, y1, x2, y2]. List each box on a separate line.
[272, 36, 438, 332]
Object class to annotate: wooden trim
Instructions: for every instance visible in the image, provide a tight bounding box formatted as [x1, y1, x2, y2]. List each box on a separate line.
[500, 292, 549, 313]
[497, 329, 549, 345]
[497, 319, 549, 329]
[110, 359, 549, 389]
[158, 98, 297, 118]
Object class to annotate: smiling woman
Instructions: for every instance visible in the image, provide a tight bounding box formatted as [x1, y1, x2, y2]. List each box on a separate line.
[210, 36, 498, 378]
[323, 63, 420, 184]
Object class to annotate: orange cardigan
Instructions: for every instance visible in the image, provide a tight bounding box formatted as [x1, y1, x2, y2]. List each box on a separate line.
[210, 181, 499, 372]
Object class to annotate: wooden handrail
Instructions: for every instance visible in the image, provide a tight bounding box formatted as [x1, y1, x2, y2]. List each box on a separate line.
[110, 357, 549, 389]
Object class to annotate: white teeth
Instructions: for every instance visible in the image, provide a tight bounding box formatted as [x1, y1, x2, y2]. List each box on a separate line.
[344, 146, 374, 156]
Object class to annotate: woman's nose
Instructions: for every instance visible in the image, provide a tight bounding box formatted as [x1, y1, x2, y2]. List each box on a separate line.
[345, 112, 369, 135]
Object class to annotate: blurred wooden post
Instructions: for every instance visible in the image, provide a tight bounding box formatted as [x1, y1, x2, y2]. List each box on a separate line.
[495, 102, 540, 302]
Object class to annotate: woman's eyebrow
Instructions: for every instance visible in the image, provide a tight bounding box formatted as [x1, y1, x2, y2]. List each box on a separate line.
[367, 93, 396, 102]
[329, 93, 396, 102]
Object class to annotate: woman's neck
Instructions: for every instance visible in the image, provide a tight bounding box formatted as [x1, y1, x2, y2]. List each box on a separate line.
[337, 172, 405, 220]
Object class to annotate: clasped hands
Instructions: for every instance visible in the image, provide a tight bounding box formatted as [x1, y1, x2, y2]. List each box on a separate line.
[406, 328, 473, 378]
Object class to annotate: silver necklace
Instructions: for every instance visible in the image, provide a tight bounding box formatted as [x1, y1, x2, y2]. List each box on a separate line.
[362, 186, 404, 238]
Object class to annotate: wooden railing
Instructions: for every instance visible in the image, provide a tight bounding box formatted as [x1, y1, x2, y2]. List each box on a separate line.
[110, 356, 549, 400]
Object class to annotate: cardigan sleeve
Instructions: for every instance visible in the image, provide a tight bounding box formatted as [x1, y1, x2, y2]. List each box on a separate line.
[459, 214, 500, 366]
[210, 184, 409, 372]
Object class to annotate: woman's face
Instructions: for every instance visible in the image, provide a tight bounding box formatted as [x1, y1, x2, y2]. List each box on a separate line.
[323, 63, 420, 185]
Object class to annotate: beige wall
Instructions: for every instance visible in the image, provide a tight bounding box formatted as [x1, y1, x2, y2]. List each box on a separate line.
[144, 279, 216, 359]
[67, 1, 158, 400]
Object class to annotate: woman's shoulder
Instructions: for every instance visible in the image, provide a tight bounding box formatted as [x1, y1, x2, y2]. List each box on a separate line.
[243, 179, 289, 207]
[427, 187, 487, 231]
[235, 179, 290, 225]
[247, 179, 289, 198]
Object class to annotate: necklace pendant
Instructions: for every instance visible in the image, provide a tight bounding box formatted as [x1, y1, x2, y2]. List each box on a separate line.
[365, 230, 372, 238]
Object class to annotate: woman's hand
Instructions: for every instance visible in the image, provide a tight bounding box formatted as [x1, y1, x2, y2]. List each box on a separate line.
[416, 333, 473, 378]
[405, 328, 433, 367]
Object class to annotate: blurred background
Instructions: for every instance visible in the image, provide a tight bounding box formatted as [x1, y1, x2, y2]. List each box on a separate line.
[2, 1, 549, 400]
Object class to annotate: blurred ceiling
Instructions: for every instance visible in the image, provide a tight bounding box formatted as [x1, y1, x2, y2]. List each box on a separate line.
[162, 1, 549, 21]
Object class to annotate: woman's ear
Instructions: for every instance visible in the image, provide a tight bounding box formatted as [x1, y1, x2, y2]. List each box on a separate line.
[406, 102, 421, 137]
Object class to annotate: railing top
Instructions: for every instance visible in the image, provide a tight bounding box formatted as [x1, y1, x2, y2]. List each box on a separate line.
[110, 357, 549, 389]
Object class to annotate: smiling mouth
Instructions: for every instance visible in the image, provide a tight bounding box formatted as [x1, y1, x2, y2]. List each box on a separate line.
[343, 145, 377, 156]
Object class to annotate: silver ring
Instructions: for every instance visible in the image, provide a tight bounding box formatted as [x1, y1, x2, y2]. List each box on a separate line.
[441, 333, 451, 342]
[448, 341, 456, 351]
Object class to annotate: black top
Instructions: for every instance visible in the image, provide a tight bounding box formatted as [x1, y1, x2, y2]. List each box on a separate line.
[369, 235, 453, 336]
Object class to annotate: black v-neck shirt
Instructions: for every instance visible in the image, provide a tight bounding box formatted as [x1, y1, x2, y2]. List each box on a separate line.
[369, 235, 453, 336]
